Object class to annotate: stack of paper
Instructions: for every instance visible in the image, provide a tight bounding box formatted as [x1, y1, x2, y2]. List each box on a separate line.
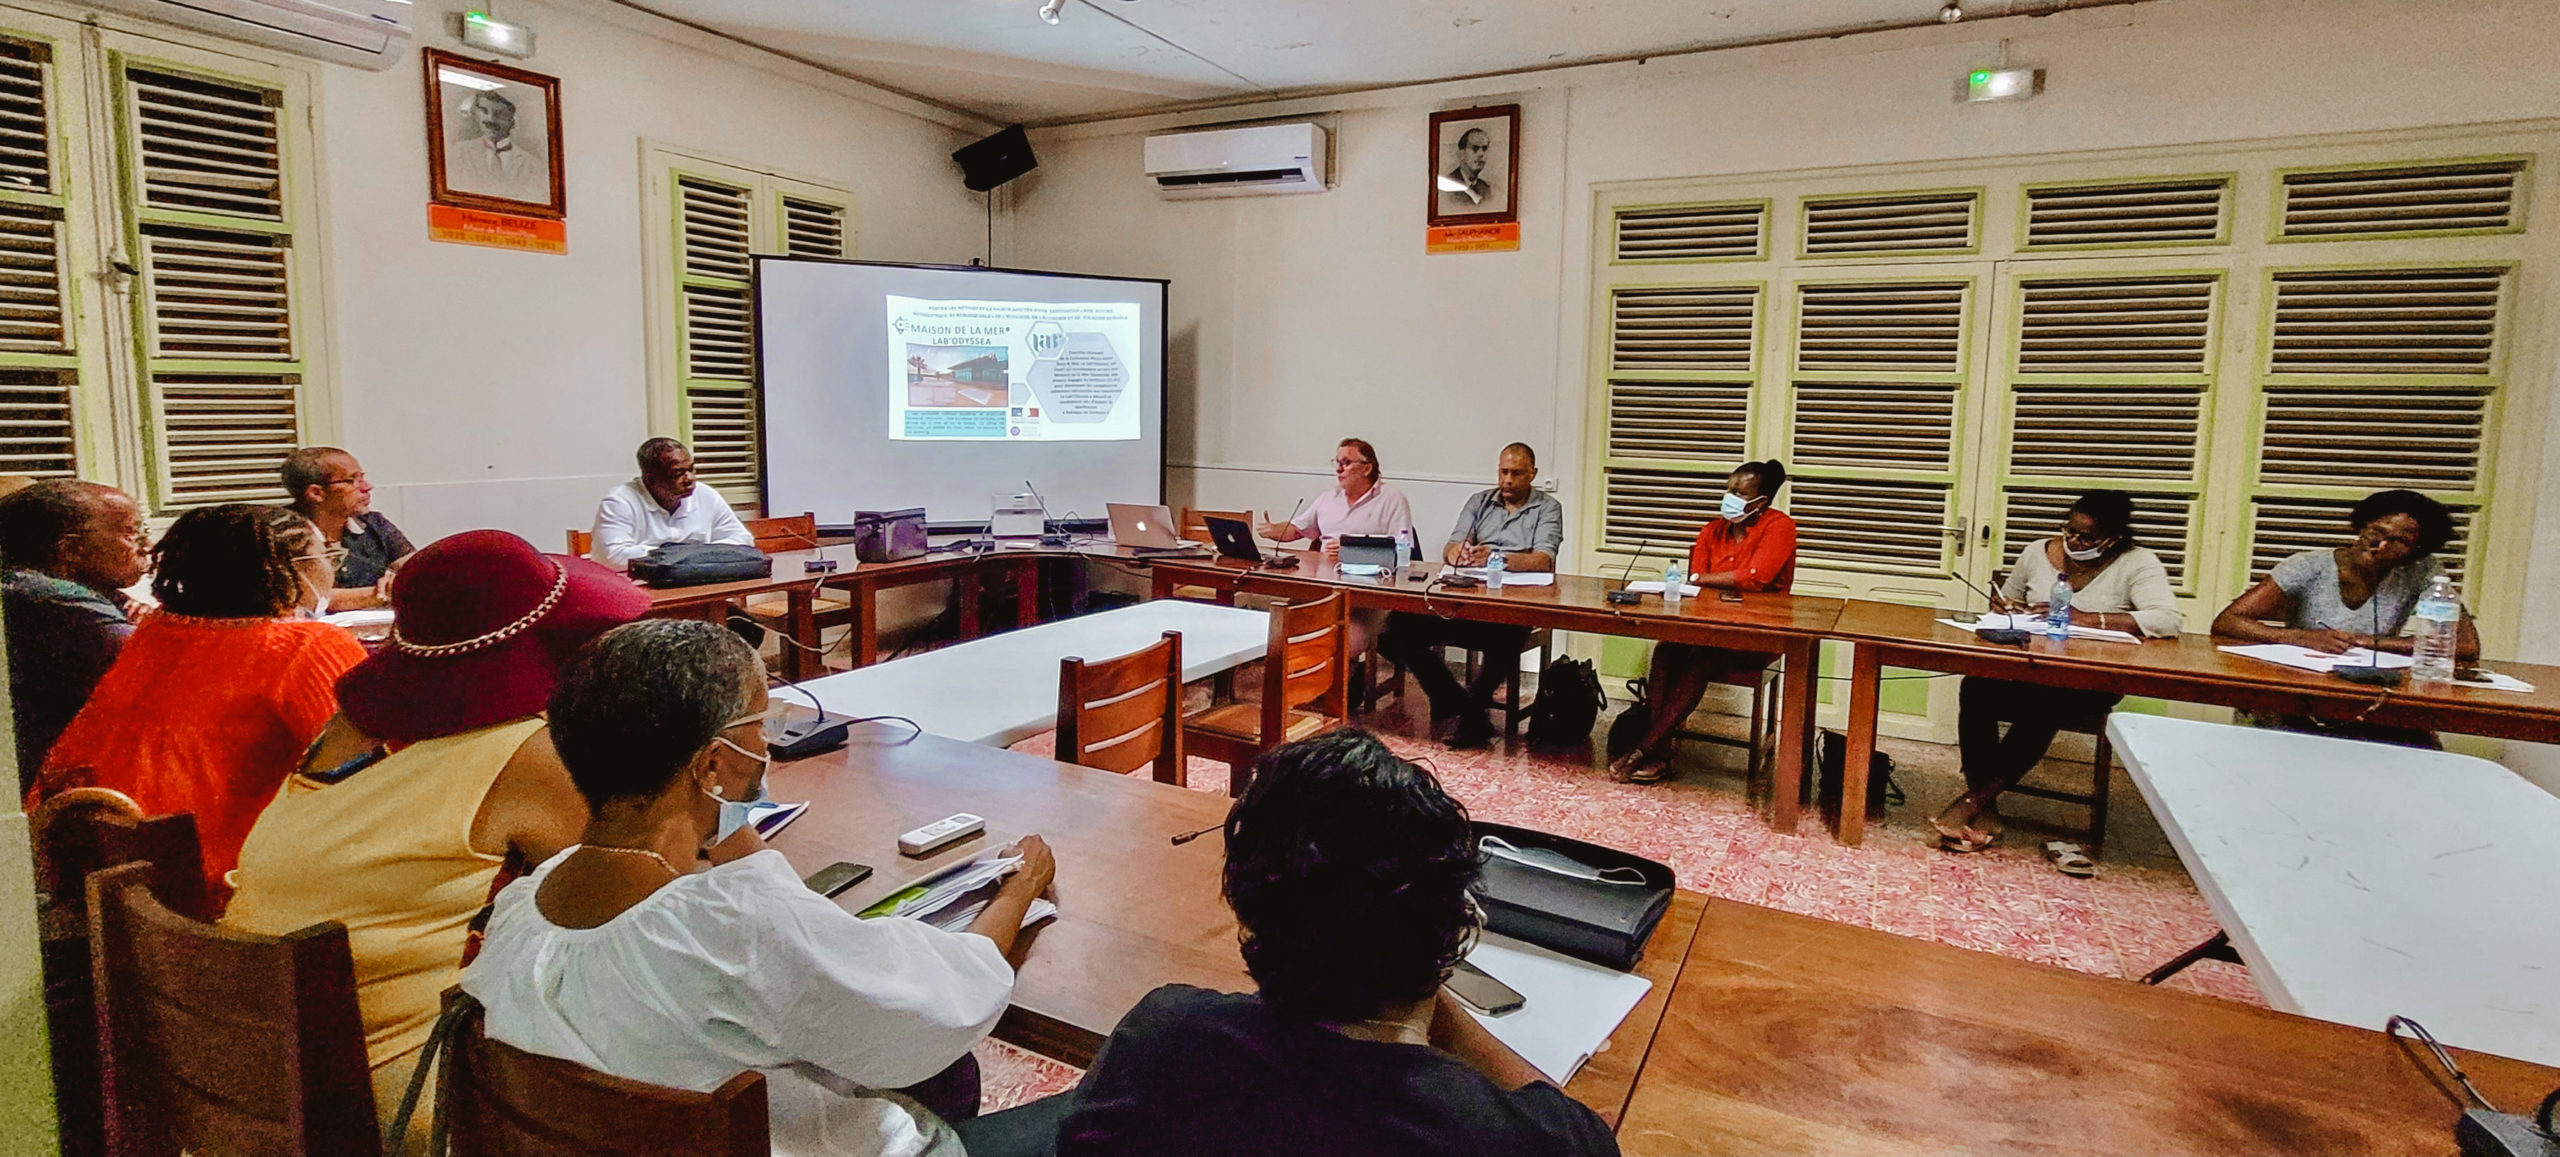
[858, 853, 1055, 932]
[1619, 580, 1699, 597]
[1936, 612, 2141, 644]
[322, 608, 396, 630]
[1441, 567, 1556, 588]
[2219, 643, 2413, 674]
[1462, 932, 1652, 1085]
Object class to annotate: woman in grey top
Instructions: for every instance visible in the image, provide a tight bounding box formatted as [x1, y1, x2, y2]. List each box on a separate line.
[1935, 491, 2179, 857]
[2212, 488, 2477, 660]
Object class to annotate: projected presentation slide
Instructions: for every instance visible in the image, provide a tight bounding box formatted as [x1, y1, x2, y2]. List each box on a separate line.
[886, 296, 1142, 441]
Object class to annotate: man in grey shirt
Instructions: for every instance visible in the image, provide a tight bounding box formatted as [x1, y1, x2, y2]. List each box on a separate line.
[1388, 444, 1562, 748]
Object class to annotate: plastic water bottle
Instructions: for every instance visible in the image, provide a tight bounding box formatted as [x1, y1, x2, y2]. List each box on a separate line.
[1393, 528, 1413, 575]
[2411, 574, 2462, 687]
[1662, 561, 1685, 608]
[2046, 573, 2073, 640]
[1485, 550, 1506, 591]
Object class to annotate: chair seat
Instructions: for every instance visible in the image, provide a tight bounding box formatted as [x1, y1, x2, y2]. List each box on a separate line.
[1183, 703, 1333, 744]
[742, 591, 853, 618]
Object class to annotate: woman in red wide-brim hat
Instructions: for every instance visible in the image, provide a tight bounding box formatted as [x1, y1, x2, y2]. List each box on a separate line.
[223, 529, 651, 1149]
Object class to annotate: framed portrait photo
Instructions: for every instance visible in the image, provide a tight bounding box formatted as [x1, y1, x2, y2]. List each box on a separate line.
[1427, 104, 1519, 226]
[423, 48, 565, 218]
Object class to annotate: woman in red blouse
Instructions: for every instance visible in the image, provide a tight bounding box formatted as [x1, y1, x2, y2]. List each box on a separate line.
[1609, 461, 1797, 785]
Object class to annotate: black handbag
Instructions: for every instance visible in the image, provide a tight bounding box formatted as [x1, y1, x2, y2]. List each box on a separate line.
[1468, 821, 1675, 971]
[1524, 657, 1605, 744]
[626, 542, 772, 587]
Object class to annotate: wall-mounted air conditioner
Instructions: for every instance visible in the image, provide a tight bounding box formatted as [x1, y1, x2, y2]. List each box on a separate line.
[1143, 122, 1327, 199]
[85, 0, 413, 70]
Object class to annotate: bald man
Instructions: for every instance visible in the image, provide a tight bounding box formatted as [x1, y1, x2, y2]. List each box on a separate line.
[1388, 443, 1562, 749]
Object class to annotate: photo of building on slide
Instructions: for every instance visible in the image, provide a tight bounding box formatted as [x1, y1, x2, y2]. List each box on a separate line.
[904, 344, 1010, 408]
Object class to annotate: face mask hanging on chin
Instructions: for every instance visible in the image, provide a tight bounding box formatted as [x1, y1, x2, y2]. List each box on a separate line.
[2063, 543, 2111, 562]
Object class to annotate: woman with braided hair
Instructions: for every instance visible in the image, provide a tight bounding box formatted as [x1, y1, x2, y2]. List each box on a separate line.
[31, 502, 365, 903]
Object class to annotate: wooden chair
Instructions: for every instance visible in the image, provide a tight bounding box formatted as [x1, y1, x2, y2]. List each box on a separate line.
[1178, 506, 1250, 545]
[565, 529, 593, 557]
[1416, 626, 1557, 740]
[1057, 631, 1187, 785]
[2011, 713, 2114, 855]
[1184, 593, 1349, 796]
[1688, 662, 1783, 776]
[739, 512, 855, 640]
[440, 991, 770, 1157]
[88, 861, 379, 1157]
[33, 791, 202, 1157]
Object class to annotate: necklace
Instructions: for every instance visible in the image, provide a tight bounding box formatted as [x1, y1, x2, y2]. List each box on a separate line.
[1326, 1017, 1428, 1046]
[581, 844, 679, 877]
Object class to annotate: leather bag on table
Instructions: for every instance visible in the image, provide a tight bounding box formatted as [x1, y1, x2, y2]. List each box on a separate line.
[626, 543, 771, 587]
[1468, 821, 1674, 971]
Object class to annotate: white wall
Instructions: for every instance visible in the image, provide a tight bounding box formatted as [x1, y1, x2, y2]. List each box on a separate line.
[316, 0, 994, 547]
[1012, 0, 2560, 792]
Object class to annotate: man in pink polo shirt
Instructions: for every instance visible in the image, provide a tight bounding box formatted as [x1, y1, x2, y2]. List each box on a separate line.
[1257, 436, 1416, 556]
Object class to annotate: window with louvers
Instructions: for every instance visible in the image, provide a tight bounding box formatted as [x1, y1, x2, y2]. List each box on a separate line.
[1997, 274, 2220, 590]
[2247, 264, 2504, 584]
[0, 37, 76, 482]
[1784, 280, 1969, 572]
[1597, 284, 1756, 548]
[677, 176, 758, 505]
[781, 195, 846, 259]
[119, 65, 302, 508]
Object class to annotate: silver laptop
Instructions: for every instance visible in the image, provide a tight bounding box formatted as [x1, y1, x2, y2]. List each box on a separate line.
[1108, 502, 1196, 551]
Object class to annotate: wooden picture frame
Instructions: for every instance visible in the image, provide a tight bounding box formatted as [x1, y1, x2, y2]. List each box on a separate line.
[1427, 104, 1520, 226]
[422, 48, 565, 219]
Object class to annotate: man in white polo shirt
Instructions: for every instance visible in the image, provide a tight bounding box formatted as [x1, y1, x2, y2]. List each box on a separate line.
[591, 437, 754, 570]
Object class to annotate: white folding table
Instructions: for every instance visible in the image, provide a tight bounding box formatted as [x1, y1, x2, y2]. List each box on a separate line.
[2108, 712, 2560, 1066]
[793, 600, 1271, 747]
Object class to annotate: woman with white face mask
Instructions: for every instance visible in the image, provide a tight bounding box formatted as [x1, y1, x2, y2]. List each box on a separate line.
[1933, 489, 2180, 857]
[30, 504, 368, 903]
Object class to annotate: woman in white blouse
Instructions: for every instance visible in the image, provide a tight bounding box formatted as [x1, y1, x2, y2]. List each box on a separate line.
[463, 619, 1055, 1157]
[1933, 490, 2181, 856]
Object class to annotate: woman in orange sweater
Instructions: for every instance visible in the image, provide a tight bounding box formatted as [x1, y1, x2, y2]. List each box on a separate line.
[34, 503, 366, 903]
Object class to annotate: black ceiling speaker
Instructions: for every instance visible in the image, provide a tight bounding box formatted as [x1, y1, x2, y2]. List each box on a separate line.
[953, 125, 1037, 193]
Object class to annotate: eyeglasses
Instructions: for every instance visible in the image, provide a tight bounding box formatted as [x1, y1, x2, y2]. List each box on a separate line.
[297, 546, 350, 567]
[1331, 458, 1370, 470]
[2059, 527, 2114, 548]
[321, 473, 367, 488]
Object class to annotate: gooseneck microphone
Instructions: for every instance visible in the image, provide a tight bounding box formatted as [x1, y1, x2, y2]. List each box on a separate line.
[2335, 587, 2405, 687]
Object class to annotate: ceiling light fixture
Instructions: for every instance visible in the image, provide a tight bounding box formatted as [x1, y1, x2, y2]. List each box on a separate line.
[1038, 0, 1065, 25]
[1939, 1, 1964, 22]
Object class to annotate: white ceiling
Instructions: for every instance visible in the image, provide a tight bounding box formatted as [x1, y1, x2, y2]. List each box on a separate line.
[622, 0, 2053, 126]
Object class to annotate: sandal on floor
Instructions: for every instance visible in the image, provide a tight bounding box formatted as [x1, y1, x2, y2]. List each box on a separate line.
[2044, 841, 2096, 877]
[1611, 754, 1675, 784]
[1938, 827, 1999, 854]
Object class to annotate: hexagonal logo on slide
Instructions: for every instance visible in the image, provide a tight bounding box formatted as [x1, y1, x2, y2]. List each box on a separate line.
[1025, 331, 1127, 424]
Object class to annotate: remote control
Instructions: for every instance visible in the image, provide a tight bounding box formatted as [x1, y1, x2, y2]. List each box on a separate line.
[898, 813, 986, 857]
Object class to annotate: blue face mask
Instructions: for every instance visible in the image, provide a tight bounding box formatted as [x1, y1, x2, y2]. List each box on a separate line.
[702, 735, 771, 843]
[1719, 492, 1753, 522]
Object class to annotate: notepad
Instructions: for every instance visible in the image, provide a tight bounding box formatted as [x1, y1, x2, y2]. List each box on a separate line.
[1440, 567, 1555, 587]
[1938, 612, 2141, 645]
[1620, 580, 1699, 597]
[2220, 643, 2413, 674]
[1462, 932, 1652, 1085]
[857, 852, 1055, 932]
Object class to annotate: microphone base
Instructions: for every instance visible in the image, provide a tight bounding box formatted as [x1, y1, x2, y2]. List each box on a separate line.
[767, 717, 851, 760]
[1978, 628, 2030, 646]
[2334, 665, 2407, 688]
[1605, 589, 1642, 605]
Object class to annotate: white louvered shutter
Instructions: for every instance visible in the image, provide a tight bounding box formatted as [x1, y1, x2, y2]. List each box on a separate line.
[1597, 284, 1758, 548]
[1613, 202, 1764, 262]
[676, 175, 759, 506]
[2022, 178, 2229, 249]
[0, 35, 76, 481]
[2279, 161, 2524, 240]
[1801, 191, 1978, 256]
[1783, 280, 1968, 572]
[1996, 274, 2219, 589]
[2246, 264, 2505, 583]
[780, 195, 846, 259]
[119, 65, 302, 509]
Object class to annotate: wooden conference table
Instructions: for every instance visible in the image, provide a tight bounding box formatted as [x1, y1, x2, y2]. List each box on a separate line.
[639, 541, 1058, 681]
[770, 725, 2558, 1152]
[1147, 554, 1845, 831]
[1826, 601, 2560, 844]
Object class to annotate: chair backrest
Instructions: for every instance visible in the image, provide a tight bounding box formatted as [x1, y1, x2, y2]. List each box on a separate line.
[566, 529, 593, 557]
[1057, 630, 1185, 783]
[442, 992, 770, 1157]
[1263, 593, 1348, 734]
[743, 512, 820, 553]
[89, 861, 378, 1157]
[33, 788, 205, 924]
[1179, 507, 1250, 545]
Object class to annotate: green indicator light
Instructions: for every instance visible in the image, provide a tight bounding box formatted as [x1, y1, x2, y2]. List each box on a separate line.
[1971, 70, 1991, 84]
[465, 11, 490, 23]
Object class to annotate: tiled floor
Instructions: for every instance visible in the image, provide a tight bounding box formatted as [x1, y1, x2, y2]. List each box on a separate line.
[967, 668, 2263, 1110]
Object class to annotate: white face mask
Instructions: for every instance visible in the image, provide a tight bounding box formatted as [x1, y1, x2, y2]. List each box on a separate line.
[2062, 540, 2112, 563]
[1479, 835, 1649, 885]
